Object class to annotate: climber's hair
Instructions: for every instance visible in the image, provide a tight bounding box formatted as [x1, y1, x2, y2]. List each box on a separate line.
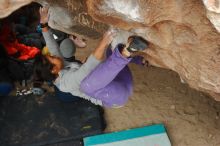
[33, 54, 56, 82]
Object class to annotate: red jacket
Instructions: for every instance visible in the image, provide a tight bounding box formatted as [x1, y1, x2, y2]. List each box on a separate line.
[0, 23, 40, 60]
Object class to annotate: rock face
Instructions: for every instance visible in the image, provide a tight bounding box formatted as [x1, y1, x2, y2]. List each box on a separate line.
[1, 0, 220, 100]
[36, 0, 108, 39]
[0, 0, 32, 18]
[203, 0, 220, 32]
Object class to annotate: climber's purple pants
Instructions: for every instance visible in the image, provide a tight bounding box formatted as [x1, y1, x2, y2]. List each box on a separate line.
[80, 46, 133, 107]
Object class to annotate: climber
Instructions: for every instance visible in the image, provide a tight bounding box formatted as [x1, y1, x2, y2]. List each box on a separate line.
[34, 6, 149, 107]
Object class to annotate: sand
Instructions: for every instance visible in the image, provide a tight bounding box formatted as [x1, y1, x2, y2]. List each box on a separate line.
[105, 65, 220, 146]
[77, 38, 220, 146]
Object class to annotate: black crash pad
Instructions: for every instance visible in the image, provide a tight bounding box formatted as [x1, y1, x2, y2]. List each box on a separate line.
[0, 94, 105, 146]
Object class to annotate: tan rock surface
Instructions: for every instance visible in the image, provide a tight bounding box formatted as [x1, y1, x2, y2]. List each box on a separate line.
[203, 0, 220, 32]
[0, 0, 32, 18]
[36, 0, 108, 39]
[0, 0, 220, 100]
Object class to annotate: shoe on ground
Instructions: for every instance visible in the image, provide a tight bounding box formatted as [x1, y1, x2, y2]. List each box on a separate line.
[32, 87, 45, 96]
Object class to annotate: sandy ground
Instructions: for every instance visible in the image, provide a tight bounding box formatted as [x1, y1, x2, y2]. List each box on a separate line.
[77, 38, 220, 146]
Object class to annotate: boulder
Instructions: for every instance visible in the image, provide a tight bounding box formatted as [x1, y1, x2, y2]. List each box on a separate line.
[203, 0, 220, 32]
[0, 0, 32, 18]
[86, 0, 220, 100]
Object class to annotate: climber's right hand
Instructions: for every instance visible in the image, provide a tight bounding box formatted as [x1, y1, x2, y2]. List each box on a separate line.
[99, 30, 116, 48]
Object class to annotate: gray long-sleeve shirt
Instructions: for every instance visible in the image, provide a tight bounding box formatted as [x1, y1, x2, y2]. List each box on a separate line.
[42, 30, 102, 105]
